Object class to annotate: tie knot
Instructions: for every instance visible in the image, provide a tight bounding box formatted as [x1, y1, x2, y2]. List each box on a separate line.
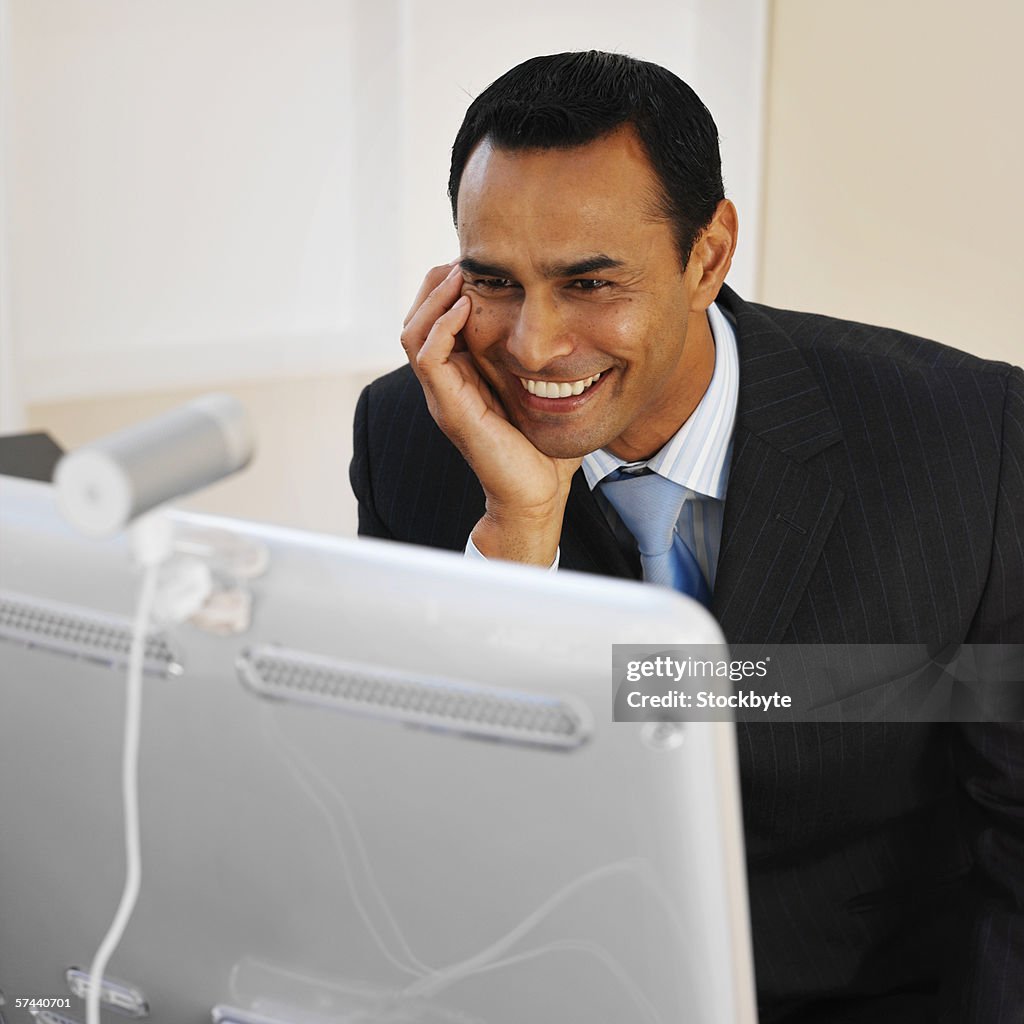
[600, 471, 688, 556]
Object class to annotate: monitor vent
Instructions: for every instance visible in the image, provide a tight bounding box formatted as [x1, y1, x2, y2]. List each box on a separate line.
[0, 590, 182, 678]
[26, 1012, 78, 1024]
[237, 644, 591, 750]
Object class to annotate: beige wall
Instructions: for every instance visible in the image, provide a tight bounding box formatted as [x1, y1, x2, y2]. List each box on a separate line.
[760, 0, 1023, 364]
[27, 371, 384, 536]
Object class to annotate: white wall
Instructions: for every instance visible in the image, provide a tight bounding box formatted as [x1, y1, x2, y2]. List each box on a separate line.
[6, 0, 401, 407]
[0, 0, 18, 430]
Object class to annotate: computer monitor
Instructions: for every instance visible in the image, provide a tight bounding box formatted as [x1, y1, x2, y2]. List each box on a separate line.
[0, 474, 755, 1024]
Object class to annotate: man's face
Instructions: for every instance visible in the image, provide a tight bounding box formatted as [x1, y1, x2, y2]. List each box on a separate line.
[456, 127, 717, 462]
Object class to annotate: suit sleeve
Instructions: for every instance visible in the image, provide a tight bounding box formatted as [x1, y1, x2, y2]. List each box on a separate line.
[967, 365, 1024, 643]
[350, 384, 394, 540]
[943, 366, 1024, 1022]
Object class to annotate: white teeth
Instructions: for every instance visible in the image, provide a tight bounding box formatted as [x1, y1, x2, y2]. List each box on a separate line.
[518, 372, 604, 399]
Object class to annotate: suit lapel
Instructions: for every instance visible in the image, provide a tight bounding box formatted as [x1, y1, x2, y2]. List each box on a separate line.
[560, 470, 640, 580]
[713, 428, 844, 642]
[711, 287, 846, 643]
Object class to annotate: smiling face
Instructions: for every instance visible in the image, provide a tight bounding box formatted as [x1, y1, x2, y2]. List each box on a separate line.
[456, 126, 732, 462]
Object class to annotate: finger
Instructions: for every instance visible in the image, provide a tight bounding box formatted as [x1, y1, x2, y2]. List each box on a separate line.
[400, 266, 466, 363]
[402, 261, 461, 328]
[415, 296, 472, 376]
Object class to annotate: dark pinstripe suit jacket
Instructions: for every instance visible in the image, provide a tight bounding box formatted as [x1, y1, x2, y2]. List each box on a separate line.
[351, 284, 1024, 1023]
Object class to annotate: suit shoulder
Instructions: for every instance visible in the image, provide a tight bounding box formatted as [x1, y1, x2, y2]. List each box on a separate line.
[360, 364, 425, 415]
[746, 299, 1017, 382]
[353, 364, 484, 551]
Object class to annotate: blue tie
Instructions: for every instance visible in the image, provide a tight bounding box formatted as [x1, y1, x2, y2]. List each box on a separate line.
[600, 470, 711, 606]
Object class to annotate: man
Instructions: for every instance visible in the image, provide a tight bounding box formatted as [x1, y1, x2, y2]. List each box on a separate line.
[351, 52, 1023, 1023]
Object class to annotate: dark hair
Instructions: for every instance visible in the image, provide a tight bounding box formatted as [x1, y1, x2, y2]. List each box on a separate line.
[448, 51, 724, 265]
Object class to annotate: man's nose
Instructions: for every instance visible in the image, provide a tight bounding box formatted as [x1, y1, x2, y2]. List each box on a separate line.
[505, 294, 575, 373]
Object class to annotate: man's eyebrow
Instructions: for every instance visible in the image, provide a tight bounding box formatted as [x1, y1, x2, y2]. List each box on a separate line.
[547, 254, 625, 277]
[459, 256, 514, 278]
[459, 254, 626, 279]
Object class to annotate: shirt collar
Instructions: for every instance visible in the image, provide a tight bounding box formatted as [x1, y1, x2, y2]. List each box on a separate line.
[582, 300, 739, 499]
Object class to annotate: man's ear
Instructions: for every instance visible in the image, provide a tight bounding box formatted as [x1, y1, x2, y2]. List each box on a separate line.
[687, 199, 738, 310]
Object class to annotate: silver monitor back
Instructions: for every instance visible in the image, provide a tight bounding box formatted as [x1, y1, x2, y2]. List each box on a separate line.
[0, 475, 755, 1024]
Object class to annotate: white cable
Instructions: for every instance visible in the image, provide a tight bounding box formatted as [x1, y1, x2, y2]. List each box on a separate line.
[85, 556, 160, 1024]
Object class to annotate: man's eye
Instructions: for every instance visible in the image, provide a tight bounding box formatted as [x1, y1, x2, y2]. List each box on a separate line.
[473, 277, 516, 290]
[570, 279, 611, 291]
